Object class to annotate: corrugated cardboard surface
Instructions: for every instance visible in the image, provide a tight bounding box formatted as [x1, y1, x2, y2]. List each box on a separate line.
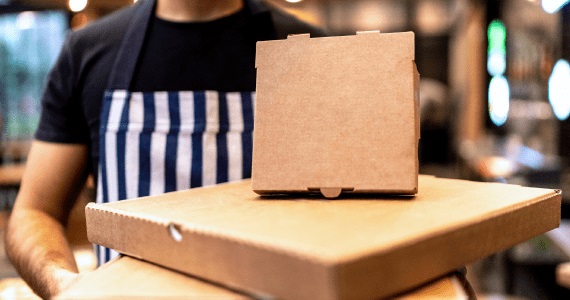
[55, 256, 472, 299]
[55, 256, 247, 299]
[395, 273, 471, 300]
[86, 176, 561, 300]
[252, 32, 420, 196]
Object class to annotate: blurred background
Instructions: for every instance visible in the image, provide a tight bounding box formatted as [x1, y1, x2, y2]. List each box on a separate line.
[1, 0, 570, 299]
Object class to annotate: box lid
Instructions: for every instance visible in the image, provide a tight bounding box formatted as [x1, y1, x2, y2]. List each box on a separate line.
[86, 176, 560, 299]
[253, 32, 420, 197]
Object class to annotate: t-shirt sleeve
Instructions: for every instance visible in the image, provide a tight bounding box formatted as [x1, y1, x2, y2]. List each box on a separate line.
[35, 33, 89, 144]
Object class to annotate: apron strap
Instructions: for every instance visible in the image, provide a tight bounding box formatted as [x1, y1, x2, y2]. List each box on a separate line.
[106, 0, 278, 90]
[243, 0, 277, 42]
[106, 0, 156, 90]
[244, 0, 269, 15]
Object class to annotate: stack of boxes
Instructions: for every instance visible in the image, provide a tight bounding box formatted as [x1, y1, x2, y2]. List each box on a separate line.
[58, 32, 560, 299]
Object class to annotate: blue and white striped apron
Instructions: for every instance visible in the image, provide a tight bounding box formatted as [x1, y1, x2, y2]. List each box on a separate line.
[95, 0, 255, 265]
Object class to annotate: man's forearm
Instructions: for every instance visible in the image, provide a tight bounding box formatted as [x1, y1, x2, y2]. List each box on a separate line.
[5, 209, 79, 299]
[6, 141, 89, 299]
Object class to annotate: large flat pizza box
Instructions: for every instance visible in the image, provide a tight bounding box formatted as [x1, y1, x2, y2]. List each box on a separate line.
[55, 256, 247, 299]
[252, 32, 420, 198]
[56, 255, 474, 299]
[86, 176, 561, 300]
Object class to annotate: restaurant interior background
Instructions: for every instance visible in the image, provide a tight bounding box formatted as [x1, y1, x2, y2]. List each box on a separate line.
[1, 0, 570, 298]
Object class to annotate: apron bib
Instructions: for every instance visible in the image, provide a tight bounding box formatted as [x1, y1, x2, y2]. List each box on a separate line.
[95, 0, 255, 264]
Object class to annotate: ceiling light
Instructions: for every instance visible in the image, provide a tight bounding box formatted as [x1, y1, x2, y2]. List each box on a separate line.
[69, 0, 88, 12]
[541, 0, 570, 13]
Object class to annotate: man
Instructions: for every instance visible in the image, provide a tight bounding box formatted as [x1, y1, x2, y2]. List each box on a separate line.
[5, 0, 323, 298]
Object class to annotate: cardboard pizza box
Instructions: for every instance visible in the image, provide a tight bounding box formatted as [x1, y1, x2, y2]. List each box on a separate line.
[55, 255, 473, 299]
[252, 31, 420, 198]
[55, 255, 247, 299]
[86, 176, 560, 300]
[394, 272, 474, 299]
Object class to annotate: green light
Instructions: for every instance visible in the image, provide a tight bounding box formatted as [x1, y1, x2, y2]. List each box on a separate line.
[488, 20, 506, 55]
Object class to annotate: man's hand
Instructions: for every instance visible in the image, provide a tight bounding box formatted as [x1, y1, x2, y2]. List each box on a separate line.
[5, 141, 88, 299]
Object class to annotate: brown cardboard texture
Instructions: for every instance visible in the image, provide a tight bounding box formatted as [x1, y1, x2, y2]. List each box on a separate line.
[55, 256, 248, 299]
[252, 31, 420, 197]
[56, 256, 472, 300]
[86, 176, 560, 300]
[394, 273, 472, 300]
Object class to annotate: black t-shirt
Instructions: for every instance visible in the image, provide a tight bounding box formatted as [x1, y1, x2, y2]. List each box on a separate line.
[133, 10, 257, 92]
[35, 0, 323, 176]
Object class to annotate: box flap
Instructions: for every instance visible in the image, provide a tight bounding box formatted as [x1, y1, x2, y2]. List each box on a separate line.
[256, 31, 414, 69]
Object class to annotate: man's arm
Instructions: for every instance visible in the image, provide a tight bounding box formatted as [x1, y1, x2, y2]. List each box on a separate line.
[5, 140, 89, 299]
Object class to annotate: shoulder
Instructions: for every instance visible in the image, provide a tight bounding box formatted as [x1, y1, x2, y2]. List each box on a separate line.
[56, 3, 142, 88]
[252, 0, 327, 38]
[66, 4, 138, 53]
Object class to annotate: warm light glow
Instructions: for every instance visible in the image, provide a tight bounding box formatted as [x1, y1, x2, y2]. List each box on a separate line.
[73, 248, 98, 272]
[488, 75, 510, 126]
[286, 0, 303, 3]
[542, 0, 570, 13]
[69, 0, 88, 12]
[415, 0, 449, 35]
[71, 12, 88, 29]
[549, 59, 570, 120]
[480, 156, 518, 178]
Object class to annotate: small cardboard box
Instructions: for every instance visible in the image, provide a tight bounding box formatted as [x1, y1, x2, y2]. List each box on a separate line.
[55, 255, 473, 299]
[86, 176, 560, 300]
[252, 31, 420, 198]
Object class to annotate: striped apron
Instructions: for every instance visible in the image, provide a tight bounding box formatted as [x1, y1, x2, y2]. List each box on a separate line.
[95, 0, 255, 265]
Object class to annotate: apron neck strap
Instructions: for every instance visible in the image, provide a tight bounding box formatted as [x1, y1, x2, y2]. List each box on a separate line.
[105, 0, 272, 90]
[106, 0, 156, 90]
[244, 0, 269, 15]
